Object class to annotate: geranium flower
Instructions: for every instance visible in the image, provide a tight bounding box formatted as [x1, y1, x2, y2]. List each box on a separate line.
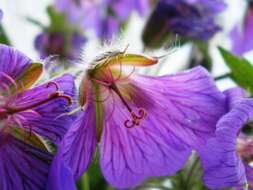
[199, 88, 253, 189]
[0, 44, 76, 189]
[48, 47, 227, 189]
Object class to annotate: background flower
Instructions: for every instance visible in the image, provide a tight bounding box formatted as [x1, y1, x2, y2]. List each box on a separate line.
[142, 0, 226, 48]
[230, 2, 253, 55]
[54, 0, 150, 40]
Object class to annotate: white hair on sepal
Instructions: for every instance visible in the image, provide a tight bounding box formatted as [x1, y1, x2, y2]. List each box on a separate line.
[141, 34, 182, 75]
[77, 33, 136, 67]
[144, 34, 181, 60]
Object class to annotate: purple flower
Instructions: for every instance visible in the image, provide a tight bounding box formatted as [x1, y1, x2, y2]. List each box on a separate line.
[230, 4, 253, 55]
[0, 44, 76, 189]
[54, 0, 149, 39]
[35, 31, 86, 61]
[0, 9, 3, 21]
[48, 50, 226, 189]
[143, 0, 226, 47]
[198, 88, 253, 189]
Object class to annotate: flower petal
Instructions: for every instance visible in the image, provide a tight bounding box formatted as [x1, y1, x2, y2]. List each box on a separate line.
[49, 91, 97, 186]
[199, 99, 253, 189]
[11, 74, 76, 144]
[99, 66, 225, 188]
[131, 66, 226, 148]
[100, 93, 191, 188]
[47, 153, 77, 190]
[0, 45, 32, 80]
[0, 134, 52, 190]
[223, 87, 247, 110]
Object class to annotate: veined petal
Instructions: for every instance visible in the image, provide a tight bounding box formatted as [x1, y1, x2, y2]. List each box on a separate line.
[49, 89, 97, 188]
[223, 87, 247, 110]
[99, 66, 225, 188]
[0, 134, 52, 190]
[10, 74, 76, 144]
[100, 93, 191, 188]
[0, 45, 32, 80]
[47, 153, 77, 190]
[131, 66, 226, 148]
[199, 99, 253, 189]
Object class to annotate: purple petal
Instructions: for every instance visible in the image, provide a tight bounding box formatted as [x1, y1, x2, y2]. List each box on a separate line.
[131, 66, 226, 148]
[231, 8, 253, 55]
[100, 66, 225, 188]
[0, 44, 32, 80]
[224, 87, 247, 110]
[0, 134, 52, 190]
[199, 99, 253, 189]
[100, 93, 191, 188]
[49, 90, 97, 186]
[47, 153, 77, 190]
[10, 74, 76, 144]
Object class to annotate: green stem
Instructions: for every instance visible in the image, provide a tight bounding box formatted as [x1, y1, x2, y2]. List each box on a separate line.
[83, 173, 90, 190]
[77, 173, 90, 190]
[214, 73, 231, 81]
[184, 157, 200, 189]
[105, 186, 115, 190]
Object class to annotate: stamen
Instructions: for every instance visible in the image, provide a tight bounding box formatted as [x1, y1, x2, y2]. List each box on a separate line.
[48, 91, 73, 106]
[124, 108, 147, 128]
[46, 81, 60, 91]
[109, 83, 147, 128]
[5, 83, 73, 114]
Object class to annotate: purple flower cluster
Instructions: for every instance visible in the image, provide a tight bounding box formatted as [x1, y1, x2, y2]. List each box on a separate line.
[2, 44, 253, 190]
[48, 50, 228, 189]
[54, 0, 149, 39]
[2, 1, 253, 190]
[35, 31, 86, 61]
[143, 0, 226, 46]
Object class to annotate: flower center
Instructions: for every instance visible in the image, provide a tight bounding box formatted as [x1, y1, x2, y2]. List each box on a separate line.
[0, 71, 73, 128]
[92, 77, 147, 128]
[109, 83, 147, 128]
[3, 81, 72, 116]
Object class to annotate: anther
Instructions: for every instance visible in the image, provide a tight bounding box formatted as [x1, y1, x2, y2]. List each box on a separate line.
[49, 91, 73, 106]
[46, 81, 60, 91]
[124, 108, 147, 128]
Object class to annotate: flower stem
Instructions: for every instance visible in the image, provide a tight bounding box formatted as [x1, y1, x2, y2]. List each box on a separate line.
[184, 157, 199, 189]
[77, 173, 90, 190]
[214, 73, 231, 81]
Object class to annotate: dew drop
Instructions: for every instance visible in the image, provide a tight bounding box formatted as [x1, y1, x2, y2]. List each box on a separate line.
[186, 118, 192, 123]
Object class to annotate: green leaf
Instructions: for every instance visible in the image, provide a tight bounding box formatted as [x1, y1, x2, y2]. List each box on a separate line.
[218, 47, 253, 95]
